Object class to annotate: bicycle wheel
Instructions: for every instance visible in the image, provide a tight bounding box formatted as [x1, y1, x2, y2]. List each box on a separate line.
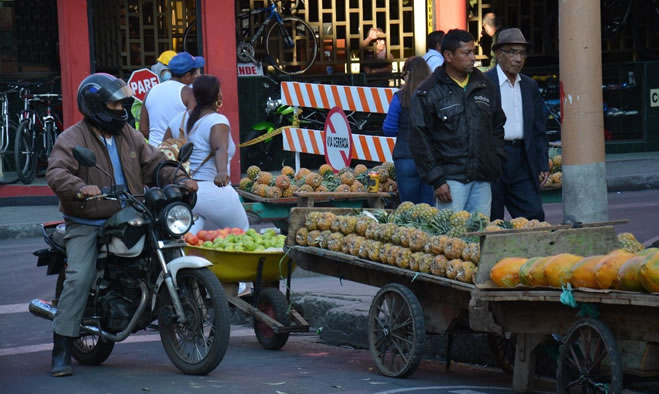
[44, 120, 56, 158]
[14, 119, 37, 184]
[265, 17, 318, 75]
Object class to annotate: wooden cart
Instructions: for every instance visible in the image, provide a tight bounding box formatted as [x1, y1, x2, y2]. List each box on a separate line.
[185, 245, 309, 350]
[284, 207, 657, 392]
[238, 189, 394, 233]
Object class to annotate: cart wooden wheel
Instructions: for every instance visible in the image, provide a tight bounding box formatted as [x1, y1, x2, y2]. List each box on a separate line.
[367, 284, 425, 378]
[253, 287, 291, 350]
[557, 318, 623, 394]
[487, 332, 516, 375]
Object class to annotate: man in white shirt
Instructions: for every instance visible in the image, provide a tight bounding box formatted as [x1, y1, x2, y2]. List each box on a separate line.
[485, 28, 549, 221]
[422, 30, 445, 71]
[140, 51, 204, 146]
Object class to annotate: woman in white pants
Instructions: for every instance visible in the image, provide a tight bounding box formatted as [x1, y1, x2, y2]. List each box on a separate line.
[165, 75, 248, 234]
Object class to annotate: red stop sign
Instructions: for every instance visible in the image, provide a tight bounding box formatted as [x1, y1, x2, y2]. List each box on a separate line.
[127, 68, 159, 102]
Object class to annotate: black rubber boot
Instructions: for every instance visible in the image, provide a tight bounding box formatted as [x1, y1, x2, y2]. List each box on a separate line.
[51, 333, 73, 377]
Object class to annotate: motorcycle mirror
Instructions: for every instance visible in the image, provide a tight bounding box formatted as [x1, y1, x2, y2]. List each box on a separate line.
[73, 146, 97, 167]
[178, 143, 193, 163]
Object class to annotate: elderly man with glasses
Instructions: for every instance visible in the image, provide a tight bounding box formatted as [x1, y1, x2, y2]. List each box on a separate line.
[485, 28, 550, 221]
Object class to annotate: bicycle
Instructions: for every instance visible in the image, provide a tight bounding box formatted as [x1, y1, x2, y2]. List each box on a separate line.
[0, 83, 20, 181]
[14, 80, 63, 184]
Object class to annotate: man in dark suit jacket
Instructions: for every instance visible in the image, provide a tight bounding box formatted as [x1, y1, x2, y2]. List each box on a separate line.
[485, 28, 549, 221]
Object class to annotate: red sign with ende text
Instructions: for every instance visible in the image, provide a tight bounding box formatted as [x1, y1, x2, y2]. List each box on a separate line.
[323, 107, 353, 171]
[128, 68, 159, 102]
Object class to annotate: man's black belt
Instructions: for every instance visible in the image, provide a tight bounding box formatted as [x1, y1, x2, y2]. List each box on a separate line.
[504, 139, 524, 147]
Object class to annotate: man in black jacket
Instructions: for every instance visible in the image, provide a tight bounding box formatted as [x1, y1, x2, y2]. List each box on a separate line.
[485, 28, 549, 221]
[409, 29, 506, 218]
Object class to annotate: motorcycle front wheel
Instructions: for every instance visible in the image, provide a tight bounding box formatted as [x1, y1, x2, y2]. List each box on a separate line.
[158, 268, 230, 375]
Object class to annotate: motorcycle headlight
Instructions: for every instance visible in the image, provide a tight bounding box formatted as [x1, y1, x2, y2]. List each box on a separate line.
[160, 202, 192, 236]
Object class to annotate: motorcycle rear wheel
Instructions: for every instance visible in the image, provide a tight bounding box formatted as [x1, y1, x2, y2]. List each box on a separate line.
[158, 268, 230, 375]
[71, 335, 115, 365]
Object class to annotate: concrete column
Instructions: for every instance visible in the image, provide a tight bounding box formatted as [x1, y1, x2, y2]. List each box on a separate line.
[434, 0, 467, 32]
[200, 0, 241, 183]
[559, 0, 608, 223]
[57, 0, 91, 128]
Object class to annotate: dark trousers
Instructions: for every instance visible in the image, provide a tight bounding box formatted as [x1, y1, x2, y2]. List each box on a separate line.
[491, 145, 545, 221]
[394, 158, 435, 205]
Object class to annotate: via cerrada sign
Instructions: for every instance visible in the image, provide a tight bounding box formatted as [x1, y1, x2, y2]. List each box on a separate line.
[323, 107, 353, 171]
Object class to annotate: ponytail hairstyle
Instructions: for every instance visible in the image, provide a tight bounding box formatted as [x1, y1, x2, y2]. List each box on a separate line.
[399, 56, 431, 109]
[187, 75, 220, 134]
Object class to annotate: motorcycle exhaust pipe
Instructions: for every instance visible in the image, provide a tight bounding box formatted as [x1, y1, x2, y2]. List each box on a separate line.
[28, 281, 148, 342]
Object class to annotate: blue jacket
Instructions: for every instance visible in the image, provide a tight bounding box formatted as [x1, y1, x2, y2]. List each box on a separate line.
[484, 68, 549, 192]
[382, 92, 413, 160]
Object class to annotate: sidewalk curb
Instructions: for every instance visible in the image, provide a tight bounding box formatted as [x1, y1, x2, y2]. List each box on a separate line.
[0, 223, 43, 240]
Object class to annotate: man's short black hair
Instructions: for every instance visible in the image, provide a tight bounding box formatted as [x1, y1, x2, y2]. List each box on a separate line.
[441, 29, 475, 55]
[427, 30, 445, 51]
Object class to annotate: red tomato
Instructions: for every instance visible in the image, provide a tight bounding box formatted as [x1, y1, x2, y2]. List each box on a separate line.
[197, 239, 203, 246]
[197, 230, 209, 241]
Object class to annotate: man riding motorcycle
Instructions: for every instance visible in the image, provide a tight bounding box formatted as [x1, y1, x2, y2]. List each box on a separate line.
[45, 73, 197, 377]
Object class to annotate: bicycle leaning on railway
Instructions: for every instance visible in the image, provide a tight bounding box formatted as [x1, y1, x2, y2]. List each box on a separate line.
[0, 82, 20, 181]
[14, 80, 63, 184]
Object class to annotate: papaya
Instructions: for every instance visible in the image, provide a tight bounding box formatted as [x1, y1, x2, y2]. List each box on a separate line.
[490, 257, 528, 288]
[569, 255, 604, 289]
[639, 250, 659, 293]
[638, 247, 659, 257]
[617, 256, 646, 292]
[519, 257, 544, 286]
[594, 250, 634, 289]
[526, 256, 555, 287]
[543, 253, 583, 288]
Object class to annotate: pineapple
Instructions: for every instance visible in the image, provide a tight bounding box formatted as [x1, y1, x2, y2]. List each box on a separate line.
[431, 255, 448, 277]
[331, 215, 343, 232]
[304, 212, 320, 230]
[355, 216, 377, 236]
[350, 180, 366, 192]
[364, 222, 378, 240]
[552, 154, 562, 169]
[444, 237, 467, 260]
[319, 164, 334, 176]
[335, 184, 351, 193]
[391, 226, 404, 245]
[342, 234, 356, 254]
[511, 217, 529, 230]
[373, 223, 386, 241]
[282, 184, 298, 197]
[617, 232, 644, 253]
[408, 229, 429, 252]
[354, 164, 368, 176]
[295, 227, 309, 246]
[438, 208, 454, 222]
[321, 172, 341, 191]
[420, 254, 434, 273]
[338, 167, 353, 176]
[462, 242, 480, 264]
[395, 248, 412, 269]
[339, 216, 358, 235]
[295, 168, 311, 181]
[376, 166, 390, 183]
[265, 186, 282, 199]
[275, 175, 291, 190]
[449, 210, 470, 236]
[239, 177, 253, 191]
[446, 259, 463, 279]
[429, 236, 443, 254]
[305, 173, 323, 188]
[380, 243, 394, 265]
[368, 241, 383, 262]
[399, 227, 413, 248]
[340, 171, 355, 185]
[438, 235, 450, 253]
[350, 236, 366, 256]
[410, 252, 425, 271]
[252, 184, 268, 197]
[298, 184, 314, 193]
[256, 171, 272, 185]
[382, 223, 397, 243]
[247, 165, 261, 180]
[409, 203, 431, 221]
[319, 230, 332, 249]
[456, 261, 477, 283]
[317, 212, 336, 231]
[315, 185, 329, 192]
[306, 230, 322, 247]
[327, 232, 344, 252]
[396, 201, 415, 215]
[281, 166, 295, 177]
[381, 161, 396, 180]
[551, 172, 562, 184]
[382, 179, 398, 193]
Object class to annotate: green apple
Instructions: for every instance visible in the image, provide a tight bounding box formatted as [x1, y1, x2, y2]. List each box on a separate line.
[202, 241, 213, 248]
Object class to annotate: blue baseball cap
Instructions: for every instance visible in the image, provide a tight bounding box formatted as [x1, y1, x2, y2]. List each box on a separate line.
[168, 52, 205, 75]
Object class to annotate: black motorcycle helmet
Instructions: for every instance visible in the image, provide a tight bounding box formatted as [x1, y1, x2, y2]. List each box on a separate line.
[77, 73, 133, 134]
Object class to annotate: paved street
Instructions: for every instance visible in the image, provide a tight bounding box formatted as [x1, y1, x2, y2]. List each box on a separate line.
[1, 189, 659, 393]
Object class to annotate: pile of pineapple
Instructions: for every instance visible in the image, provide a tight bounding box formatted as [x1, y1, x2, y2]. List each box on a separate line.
[618, 232, 644, 253]
[542, 147, 562, 188]
[239, 163, 398, 198]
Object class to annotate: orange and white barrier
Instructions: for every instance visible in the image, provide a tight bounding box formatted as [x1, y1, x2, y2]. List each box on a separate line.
[282, 128, 396, 163]
[281, 81, 397, 114]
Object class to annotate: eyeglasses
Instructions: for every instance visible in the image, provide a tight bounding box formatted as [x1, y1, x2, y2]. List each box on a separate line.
[499, 48, 529, 58]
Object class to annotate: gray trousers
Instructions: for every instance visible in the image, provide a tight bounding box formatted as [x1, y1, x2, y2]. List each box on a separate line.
[53, 222, 100, 337]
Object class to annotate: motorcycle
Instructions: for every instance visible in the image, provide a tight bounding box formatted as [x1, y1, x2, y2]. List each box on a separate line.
[28, 143, 230, 375]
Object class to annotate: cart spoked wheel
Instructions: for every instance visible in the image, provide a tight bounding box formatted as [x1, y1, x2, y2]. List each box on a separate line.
[368, 284, 425, 378]
[253, 287, 291, 350]
[487, 333, 516, 375]
[557, 318, 623, 394]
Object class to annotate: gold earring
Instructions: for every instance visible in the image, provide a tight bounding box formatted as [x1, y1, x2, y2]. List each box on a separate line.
[216, 100, 223, 109]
